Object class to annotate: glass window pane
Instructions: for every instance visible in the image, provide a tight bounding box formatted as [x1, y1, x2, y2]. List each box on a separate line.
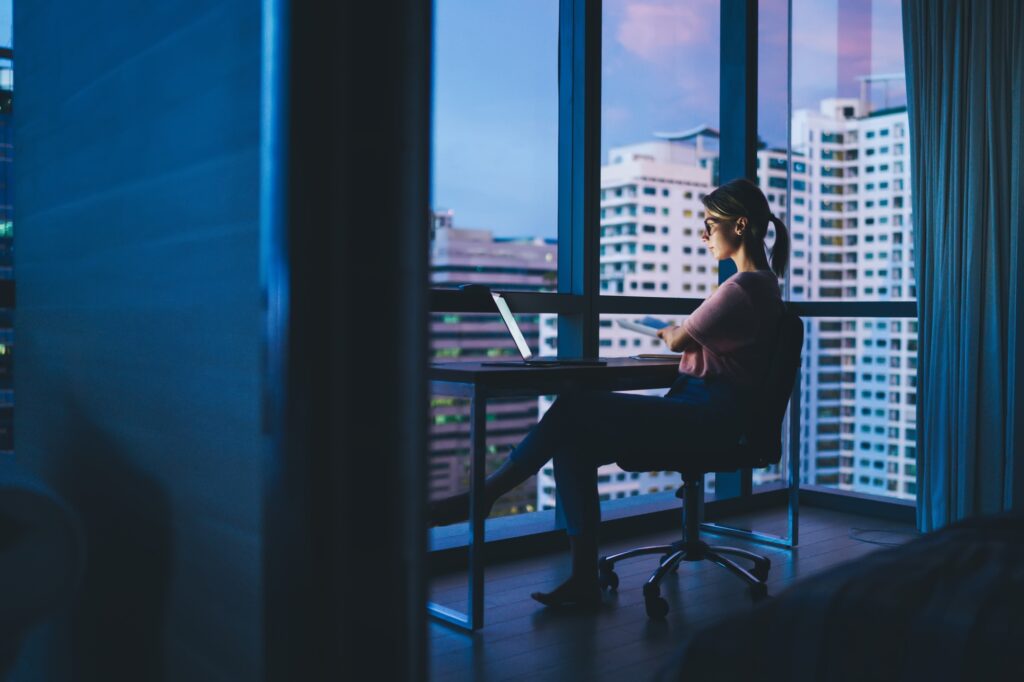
[431, 1, 559, 291]
[429, 312, 558, 523]
[0, 7, 11, 456]
[784, 0, 912, 304]
[600, 0, 720, 298]
[749, 1, 917, 504]
[767, 317, 919, 501]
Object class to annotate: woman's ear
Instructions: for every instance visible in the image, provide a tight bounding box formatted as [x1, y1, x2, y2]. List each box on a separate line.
[735, 217, 747, 236]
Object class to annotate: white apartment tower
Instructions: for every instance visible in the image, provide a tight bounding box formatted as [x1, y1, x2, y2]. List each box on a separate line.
[782, 98, 917, 500]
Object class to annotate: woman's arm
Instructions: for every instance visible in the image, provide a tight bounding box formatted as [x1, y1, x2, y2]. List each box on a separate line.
[656, 324, 698, 353]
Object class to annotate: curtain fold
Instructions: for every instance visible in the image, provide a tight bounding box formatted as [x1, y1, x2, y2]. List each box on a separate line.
[903, 0, 1024, 531]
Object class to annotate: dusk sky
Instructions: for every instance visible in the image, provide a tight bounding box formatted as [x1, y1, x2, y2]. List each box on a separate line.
[432, 0, 906, 240]
[0, 1, 10, 47]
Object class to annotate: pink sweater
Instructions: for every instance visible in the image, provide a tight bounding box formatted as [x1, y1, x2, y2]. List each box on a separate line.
[679, 270, 783, 388]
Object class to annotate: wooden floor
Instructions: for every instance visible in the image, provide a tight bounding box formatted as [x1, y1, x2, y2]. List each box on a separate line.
[428, 506, 918, 681]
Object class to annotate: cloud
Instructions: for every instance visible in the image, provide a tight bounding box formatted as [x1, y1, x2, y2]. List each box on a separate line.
[615, 2, 711, 62]
[603, 106, 633, 125]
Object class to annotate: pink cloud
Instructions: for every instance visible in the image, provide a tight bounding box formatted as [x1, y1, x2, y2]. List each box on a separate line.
[603, 105, 633, 125]
[615, 2, 712, 62]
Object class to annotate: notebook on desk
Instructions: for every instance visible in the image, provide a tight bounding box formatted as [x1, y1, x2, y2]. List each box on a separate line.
[484, 292, 606, 367]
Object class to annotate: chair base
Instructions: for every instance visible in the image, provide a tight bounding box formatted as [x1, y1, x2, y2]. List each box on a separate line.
[598, 538, 770, 619]
[597, 474, 771, 618]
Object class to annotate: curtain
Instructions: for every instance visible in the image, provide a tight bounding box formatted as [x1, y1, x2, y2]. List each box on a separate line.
[903, 0, 1024, 531]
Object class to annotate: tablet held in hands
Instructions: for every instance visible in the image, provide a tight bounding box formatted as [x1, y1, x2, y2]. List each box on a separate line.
[616, 316, 671, 337]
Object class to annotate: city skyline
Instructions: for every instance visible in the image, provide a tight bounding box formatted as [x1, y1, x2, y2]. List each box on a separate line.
[431, 93, 917, 510]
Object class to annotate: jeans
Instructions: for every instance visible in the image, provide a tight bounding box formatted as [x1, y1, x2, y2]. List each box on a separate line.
[508, 373, 746, 536]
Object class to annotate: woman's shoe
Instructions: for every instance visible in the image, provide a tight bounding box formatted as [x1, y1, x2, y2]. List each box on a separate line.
[530, 579, 603, 609]
[427, 492, 470, 527]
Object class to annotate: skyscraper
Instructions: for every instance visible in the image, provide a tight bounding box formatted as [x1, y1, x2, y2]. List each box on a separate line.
[785, 97, 916, 500]
[0, 46, 13, 455]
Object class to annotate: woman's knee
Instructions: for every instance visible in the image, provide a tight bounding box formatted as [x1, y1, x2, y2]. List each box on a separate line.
[548, 390, 598, 423]
[552, 447, 598, 479]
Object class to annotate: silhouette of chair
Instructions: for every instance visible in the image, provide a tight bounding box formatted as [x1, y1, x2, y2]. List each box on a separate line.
[0, 459, 85, 672]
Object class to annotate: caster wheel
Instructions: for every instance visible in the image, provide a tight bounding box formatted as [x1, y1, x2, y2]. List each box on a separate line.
[750, 582, 768, 601]
[752, 560, 771, 582]
[598, 569, 619, 591]
[645, 596, 670, 619]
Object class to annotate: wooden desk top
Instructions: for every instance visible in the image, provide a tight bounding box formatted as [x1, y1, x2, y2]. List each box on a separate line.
[429, 357, 681, 397]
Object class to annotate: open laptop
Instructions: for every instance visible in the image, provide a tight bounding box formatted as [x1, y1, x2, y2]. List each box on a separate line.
[483, 292, 606, 367]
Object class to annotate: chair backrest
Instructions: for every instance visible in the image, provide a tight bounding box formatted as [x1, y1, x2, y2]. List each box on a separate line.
[744, 308, 804, 467]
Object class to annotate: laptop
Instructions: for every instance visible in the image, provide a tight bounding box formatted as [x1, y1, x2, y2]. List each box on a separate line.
[483, 292, 606, 367]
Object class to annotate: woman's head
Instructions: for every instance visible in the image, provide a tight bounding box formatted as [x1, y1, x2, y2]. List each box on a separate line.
[700, 177, 790, 278]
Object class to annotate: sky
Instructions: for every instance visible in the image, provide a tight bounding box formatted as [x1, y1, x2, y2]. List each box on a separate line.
[432, 0, 906, 240]
[0, 1, 10, 48]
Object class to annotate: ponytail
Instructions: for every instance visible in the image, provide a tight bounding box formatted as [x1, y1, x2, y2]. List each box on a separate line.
[768, 215, 790, 279]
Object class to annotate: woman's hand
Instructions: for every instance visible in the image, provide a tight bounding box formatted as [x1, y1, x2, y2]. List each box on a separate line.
[657, 324, 695, 353]
[656, 325, 678, 348]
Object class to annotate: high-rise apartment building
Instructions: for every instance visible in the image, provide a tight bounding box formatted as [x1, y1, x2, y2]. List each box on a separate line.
[535, 96, 917, 509]
[783, 97, 917, 500]
[429, 211, 557, 515]
[0, 47, 13, 455]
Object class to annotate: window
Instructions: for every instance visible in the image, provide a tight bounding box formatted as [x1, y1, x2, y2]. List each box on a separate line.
[432, 1, 558, 292]
[431, 0, 916, 526]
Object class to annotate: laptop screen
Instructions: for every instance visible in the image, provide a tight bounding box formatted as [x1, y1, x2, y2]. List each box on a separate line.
[491, 292, 533, 360]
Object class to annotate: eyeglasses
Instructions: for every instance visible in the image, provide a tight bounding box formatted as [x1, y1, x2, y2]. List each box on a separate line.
[701, 217, 734, 239]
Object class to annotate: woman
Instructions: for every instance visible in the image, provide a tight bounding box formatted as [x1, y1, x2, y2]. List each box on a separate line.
[429, 177, 790, 608]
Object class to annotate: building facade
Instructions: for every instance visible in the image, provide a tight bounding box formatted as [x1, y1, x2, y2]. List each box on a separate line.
[0, 47, 13, 454]
[783, 98, 916, 499]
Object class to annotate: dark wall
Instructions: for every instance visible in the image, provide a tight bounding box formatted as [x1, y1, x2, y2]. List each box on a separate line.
[12, 2, 264, 679]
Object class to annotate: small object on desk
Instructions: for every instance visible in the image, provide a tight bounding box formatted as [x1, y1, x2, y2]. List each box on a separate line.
[481, 357, 607, 367]
[457, 283, 492, 296]
[630, 353, 681, 360]
[617, 316, 671, 337]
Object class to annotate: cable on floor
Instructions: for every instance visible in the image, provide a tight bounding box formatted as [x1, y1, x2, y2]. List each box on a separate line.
[848, 527, 921, 547]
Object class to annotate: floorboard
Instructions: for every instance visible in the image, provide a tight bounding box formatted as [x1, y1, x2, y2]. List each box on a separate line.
[428, 505, 918, 681]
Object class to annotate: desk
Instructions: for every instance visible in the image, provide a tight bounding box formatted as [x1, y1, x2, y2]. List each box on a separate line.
[428, 357, 680, 631]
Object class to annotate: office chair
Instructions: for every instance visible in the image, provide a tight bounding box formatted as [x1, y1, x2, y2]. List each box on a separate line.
[0, 458, 85, 673]
[597, 309, 804, 619]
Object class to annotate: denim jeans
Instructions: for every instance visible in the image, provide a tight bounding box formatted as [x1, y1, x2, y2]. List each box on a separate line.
[508, 373, 746, 536]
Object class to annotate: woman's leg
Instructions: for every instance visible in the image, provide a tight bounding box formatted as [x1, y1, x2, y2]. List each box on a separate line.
[428, 392, 581, 526]
[532, 392, 642, 606]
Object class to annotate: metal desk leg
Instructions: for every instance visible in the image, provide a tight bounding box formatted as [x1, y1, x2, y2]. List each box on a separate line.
[468, 389, 486, 628]
[428, 388, 487, 631]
